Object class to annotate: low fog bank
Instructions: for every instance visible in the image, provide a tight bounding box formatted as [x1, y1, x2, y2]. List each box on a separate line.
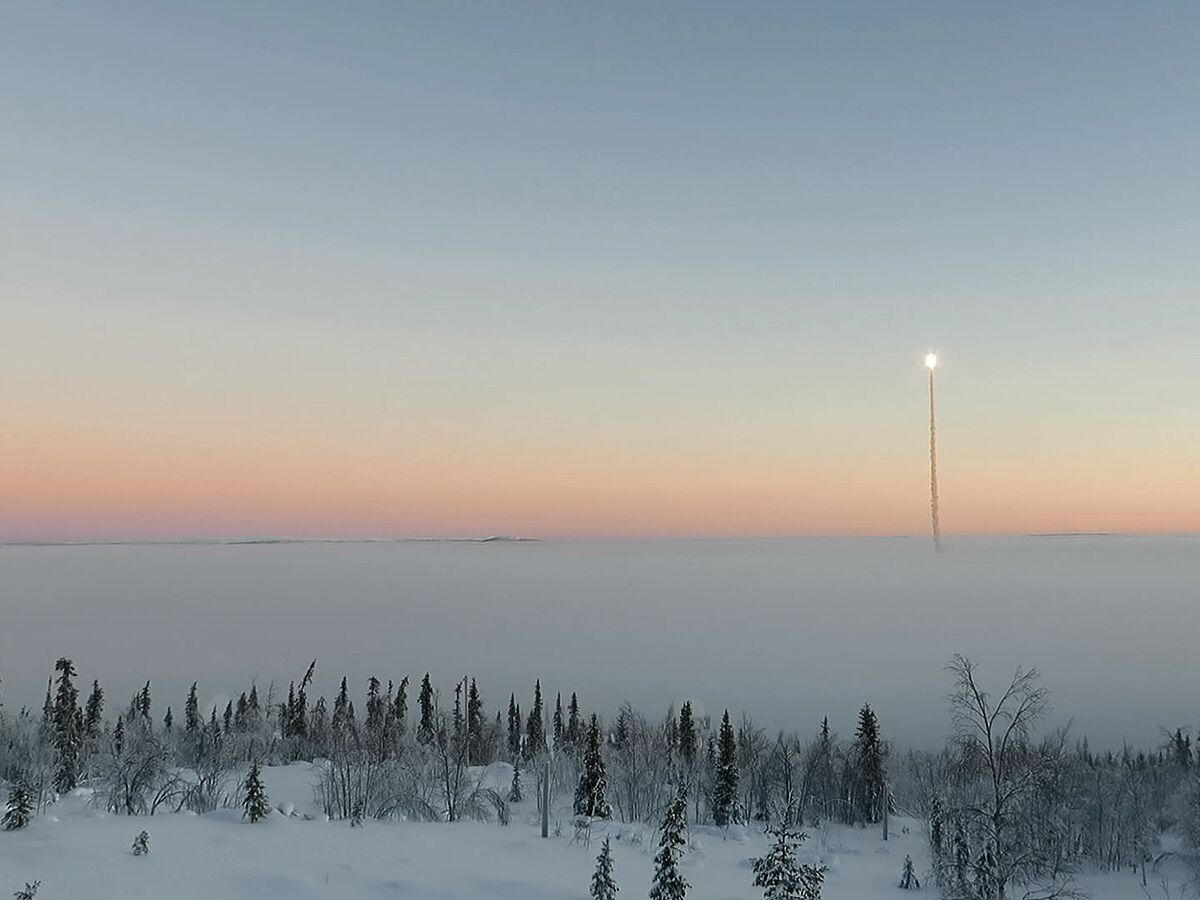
[1, 536, 1196, 749]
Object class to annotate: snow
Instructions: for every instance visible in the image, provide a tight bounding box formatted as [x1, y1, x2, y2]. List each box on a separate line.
[0, 764, 1177, 899]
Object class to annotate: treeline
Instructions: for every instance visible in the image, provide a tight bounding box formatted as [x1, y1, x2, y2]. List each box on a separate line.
[899, 656, 1200, 899]
[3, 655, 1200, 900]
[0, 659, 888, 830]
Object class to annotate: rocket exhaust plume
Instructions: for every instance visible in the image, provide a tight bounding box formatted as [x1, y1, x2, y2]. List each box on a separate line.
[925, 353, 942, 551]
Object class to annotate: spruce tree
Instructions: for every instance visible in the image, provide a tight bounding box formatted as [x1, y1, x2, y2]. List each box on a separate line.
[509, 758, 523, 803]
[40, 679, 52, 728]
[207, 708, 222, 754]
[590, 835, 619, 900]
[678, 702, 697, 768]
[113, 714, 126, 755]
[899, 854, 919, 890]
[613, 706, 631, 752]
[52, 657, 82, 794]
[752, 816, 826, 900]
[390, 676, 408, 737]
[574, 714, 612, 818]
[524, 680, 545, 760]
[849, 704, 886, 824]
[331, 676, 357, 745]
[553, 692, 565, 749]
[13, 882, 40, 900]
[3, 780, 34, 831]
[163, 706, 173, 731]
[235, 691, 248, 731]
[566, 691, 581, 750]
[242, 762, 270, 822]
[285, 661, 315, 743]
[308, 697, 327, 751]
[649, 785, 689, 900]
[184, 682, 201, 734]
[138, 681, 152, 720]
[507, 693, 522, 759]
[132, 830, 151, 856]
[453, 680, 465, 741]
[365, 676, 385, 738]
[417, 673, 435, 743]
[713, 710, 739, 827]
[83, 679, 104, 738]
[467, 678, 484, 764]
[283, 681, 297, 738]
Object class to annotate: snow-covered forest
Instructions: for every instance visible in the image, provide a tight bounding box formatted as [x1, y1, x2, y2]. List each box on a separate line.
[3, 654, 1199, 899]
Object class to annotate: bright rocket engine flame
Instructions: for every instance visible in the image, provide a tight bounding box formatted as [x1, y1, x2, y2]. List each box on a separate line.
[925, 353, 938, 370]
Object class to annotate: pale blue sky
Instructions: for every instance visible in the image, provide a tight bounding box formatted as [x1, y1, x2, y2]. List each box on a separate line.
[3, 2, 1199, 537]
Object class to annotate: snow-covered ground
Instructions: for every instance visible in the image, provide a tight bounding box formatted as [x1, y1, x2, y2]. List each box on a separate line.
[0, 763, 1176, 899]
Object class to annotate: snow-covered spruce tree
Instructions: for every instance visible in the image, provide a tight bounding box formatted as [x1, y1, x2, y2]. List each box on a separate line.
[184, 682, 201, 735]
[13, 881, 40, 900]
[417, 673, 435, 744]
[132, 829, 150, 855]
[452, 680, 464, 743]
[40, 680, 52, 730]
[396, 676, 415, 739]
[713, 710, 739, 827]
[3, 779, 34, 830]
[113, 714, 125, 755]
[649, 785, 690, 900]
[566, 692, 581, 751]
[524, 679, 545, 760]
[466, 678, 485, 765]
[898, 854, 919, 890]
[575, 713, 612, 818]
[242, 762, 270, 822]
[751, 812, 826, 900]
[52, 657, 82, 794]
[137, 681, 152, 720]
[365, 676, 386, 755]
[553, 692, 565, 749]
[612, 706, 630, 751]
[331, 677, 357, 748]
[590, 835, 619, 900]
[678, 702, 697, 768]
[308, 697, 328, 755]
[83, 679, 104, 740]
[507, 694, 522, 759]
[848, 704, 885, 825]
[509, 757, 523, 803]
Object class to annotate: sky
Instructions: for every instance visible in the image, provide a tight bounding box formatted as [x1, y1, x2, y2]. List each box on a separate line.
[2, 2, 1198, 540]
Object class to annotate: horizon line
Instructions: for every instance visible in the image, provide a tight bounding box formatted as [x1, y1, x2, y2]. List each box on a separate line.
[4, 531, 1199, 548]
